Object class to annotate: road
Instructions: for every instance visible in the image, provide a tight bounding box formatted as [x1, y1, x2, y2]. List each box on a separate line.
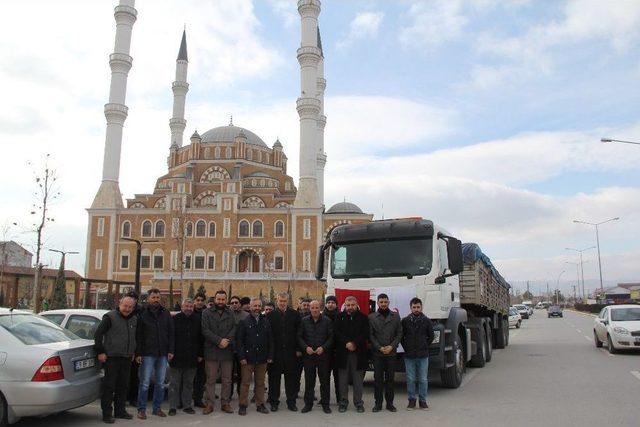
[14, 310, 639, 427]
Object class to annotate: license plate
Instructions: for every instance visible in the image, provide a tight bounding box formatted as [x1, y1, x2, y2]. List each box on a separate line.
[74, 358, 95, 371]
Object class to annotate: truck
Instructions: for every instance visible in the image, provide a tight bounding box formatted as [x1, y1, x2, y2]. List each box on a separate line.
[315, 218, 511, 388]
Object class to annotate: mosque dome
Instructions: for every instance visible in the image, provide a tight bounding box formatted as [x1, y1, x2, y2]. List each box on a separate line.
[200, 124, 268, 148]
[326, 201, 363, 214]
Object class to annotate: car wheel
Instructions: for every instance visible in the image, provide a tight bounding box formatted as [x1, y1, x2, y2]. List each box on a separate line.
[0, 391, 8, 427]
[607, 335, 618, 354]
[593, 330, 603, 348]
[516, 320, 521, 329]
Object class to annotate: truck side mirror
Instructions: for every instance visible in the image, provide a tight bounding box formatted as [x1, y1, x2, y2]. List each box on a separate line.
[447, 237, 463, 275]
[315, 245, 325, 281]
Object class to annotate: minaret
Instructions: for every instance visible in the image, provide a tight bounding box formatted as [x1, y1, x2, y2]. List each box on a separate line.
[91, 0, 137, 209]
[294, 0, 322, 209]
[316, 26, 327, 206]
[170, 30, 189, 149]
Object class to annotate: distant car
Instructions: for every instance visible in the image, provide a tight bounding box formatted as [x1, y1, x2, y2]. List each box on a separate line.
[508, 307, 522, 329]
[548, 305, 563, 318]
[513, 304, 529, 319]
[0, 308, 102, 426]
[593, 305, 640, 354]
[535, 302, 545, 309]
[39, 309, 108, 340]
[522, 301, 534, 316]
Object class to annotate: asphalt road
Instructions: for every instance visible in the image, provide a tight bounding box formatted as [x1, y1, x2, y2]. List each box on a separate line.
[13, 310, 640, 427]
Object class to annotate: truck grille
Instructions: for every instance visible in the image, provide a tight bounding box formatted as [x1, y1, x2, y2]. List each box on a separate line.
[631, 331, 640, 337]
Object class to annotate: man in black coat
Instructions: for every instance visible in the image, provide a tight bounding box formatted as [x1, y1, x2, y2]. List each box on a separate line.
[235, 298, 273, 416]
[298, 300, 333, 414]
[401, 297, 434, 410]
[168, 299, 203, 416]
[191, 293, 207, 408]
[322, 295, 340, 403]
[334, 296, 369, 413]
[135, 288, 174, 419]
[266, 292, 301, 412]
[94, 295, 137, 424]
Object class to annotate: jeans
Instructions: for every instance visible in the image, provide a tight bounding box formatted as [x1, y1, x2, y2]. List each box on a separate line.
[101, 356, 131, 417]
[373, 355, 397, 406]
[137, 356, 169, 412]
[404, 357, 429, 402]
[169, 367, 196, 410]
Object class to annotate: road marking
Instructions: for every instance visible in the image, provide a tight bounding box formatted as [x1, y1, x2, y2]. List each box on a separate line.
[583, 336, 591, 341]
[461, 368, 480, 388]
[631, 371, 640, 382]
[576, 329, 582, 333]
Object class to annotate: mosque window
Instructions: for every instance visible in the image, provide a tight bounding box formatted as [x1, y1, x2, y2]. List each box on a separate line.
[154, 220, 165, 238]
[247, 149, 253, 160]
[223, 218, 231, 238]
[252, 220, 263, 238]
[184, 252, 192, 269]
[215, 147, 220, 158]
[141, 220, 152, 237]
[257, 151, 262, 162]
[121, 221, 131, 238]
[141, 249, 151, 269]
[225, 147, 232, 158]
[274, 250, 284, 271]
[208, 222, 216, 237]
[285, 182, 291, 191]
[274, 221, 285, 238]
[194, 250, 206, 270]
[204, 147, 210, 159]
[200, 165, 231, 182]
[153, 250, 164, 269]
[207, 252, 216, 270]
[154, 198, 166, 209]
[195, 220, 206, 237]
[185, 221, 193, 237]
[238, 220, 250, 237]
[303, 219, 311, 239]
[242, 196, 266, 208]
[120, 251, 130, 270]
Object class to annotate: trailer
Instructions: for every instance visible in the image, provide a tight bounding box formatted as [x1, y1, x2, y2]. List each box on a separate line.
[315, 218, 511, 388]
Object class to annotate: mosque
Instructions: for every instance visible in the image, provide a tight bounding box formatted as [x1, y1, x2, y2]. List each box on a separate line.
[85, 0, 372, 300]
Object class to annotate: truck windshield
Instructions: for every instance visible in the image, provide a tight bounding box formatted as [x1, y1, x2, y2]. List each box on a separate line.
[330, 237, 432, 279]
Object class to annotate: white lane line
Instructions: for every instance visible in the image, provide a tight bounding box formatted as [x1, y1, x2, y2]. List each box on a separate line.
[576, 329, 582, 333]
[583, 336, 591, 341]
[631, 371, 640, 382]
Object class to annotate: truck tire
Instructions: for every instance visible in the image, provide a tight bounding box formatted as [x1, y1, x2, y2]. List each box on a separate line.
[0, 391, 7, 427]
[495, 318, 507, 349]
[469, 327, 487, 368]
[484, 322, 493, 363]
[441, 334, 464, 388]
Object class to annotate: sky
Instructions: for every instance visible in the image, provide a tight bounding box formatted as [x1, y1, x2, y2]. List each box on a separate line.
[1, 0, 639, 296]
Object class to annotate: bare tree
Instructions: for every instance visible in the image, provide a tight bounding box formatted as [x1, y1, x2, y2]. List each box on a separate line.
[29, 155, 59, 312]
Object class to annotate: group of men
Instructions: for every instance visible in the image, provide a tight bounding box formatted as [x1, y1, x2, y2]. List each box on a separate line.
[94, 288, 435, 423]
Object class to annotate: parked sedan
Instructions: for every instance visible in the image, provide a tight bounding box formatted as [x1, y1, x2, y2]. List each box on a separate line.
[0, 308, 102, 425]
[508, 307, 522, 329]
[548, 306, 563, 318]
[513, 304, 530, 319]
[593, 305, 640, 354]
[40, 309, 107, 340]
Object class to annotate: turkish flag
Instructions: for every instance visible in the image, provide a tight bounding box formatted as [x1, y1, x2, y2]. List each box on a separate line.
[335, 288, 371, 315]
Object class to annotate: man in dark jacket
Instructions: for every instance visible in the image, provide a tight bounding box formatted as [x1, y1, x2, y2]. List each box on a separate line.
[94, 296, 137, 424]
[369, 293, 403, 412]
[135, 288, 174, 419]
[126, 291, 142, 408]
[191, 293, 207, 408]
[235, 298, 273, 416]
[322, 295, 340, 403]
[401, 297, 434, 410]
[229, 295, 248, 399]
[201, 290, 236, 414]
[334, 296, 369, 413]
[168, 298, 203, 416]
[266, 292, 301, 412]
[297, 300, 333, 414]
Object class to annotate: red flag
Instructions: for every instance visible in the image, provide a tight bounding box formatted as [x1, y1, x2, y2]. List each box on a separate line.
[335, 288, 371, 315]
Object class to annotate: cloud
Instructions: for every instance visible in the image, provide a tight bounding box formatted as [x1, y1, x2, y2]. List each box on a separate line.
[337, 11, 384, 50]
[399, 0, 468, 50]
[267, 0, 298, 28]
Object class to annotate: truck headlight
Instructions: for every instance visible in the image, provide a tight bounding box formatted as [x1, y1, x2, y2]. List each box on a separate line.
[432, 330, 441, 345]
[613, 326, 629, 335]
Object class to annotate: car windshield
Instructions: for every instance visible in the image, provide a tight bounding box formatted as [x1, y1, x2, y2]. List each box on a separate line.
[331, 237, 433, 279]
[610, 307, 640, 321]
[0, 313, 79, 345]
[509, 308, 518, 315]
[550, 306, 561, 311]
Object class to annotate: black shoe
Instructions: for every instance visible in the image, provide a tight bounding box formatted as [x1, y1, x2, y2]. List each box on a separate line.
[256, 405, 269, 414]
[102, 415, 115, 424]
[183, 407, 195, 414]
[338, 405, 347, 413]
[194, 401, 205, 408]
[301, 405, 313, 413]
[387, 404, 397, 412]
[168, 409, 176, 416]
[270, 403, 279, 412]
[407, 399, 416, 410]
[114, 412, 133, 420]
[238, 406, 247, 416]
[372, 405, 382, 412]
[287, 403, 298, 412]
[356, 405, 365, 413]
[419, 400, 429, 410]
[323, 406, 332, 414]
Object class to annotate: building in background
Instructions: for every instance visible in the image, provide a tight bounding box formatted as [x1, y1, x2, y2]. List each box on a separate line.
[0, 241, 33, 268]
[85, 0, 371, 301]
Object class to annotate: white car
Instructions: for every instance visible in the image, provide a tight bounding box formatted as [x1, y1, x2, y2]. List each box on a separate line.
[593, 305, 640, 353]
[508, 307, 522, 329]
[512, 304, 529, 320]
[39, 309, 108, 340]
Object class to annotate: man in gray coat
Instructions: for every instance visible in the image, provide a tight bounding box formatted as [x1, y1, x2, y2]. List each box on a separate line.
[369, 293, 403, 412]
[201, 290, 236, 415]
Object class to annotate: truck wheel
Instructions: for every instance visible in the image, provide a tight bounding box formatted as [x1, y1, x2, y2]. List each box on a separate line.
[0, 391, 7, 427]
[495, 318, 507, 349]
[441, 335, 464, 388]
[484, 323, 493, 363]
[469, 327, 487, 368]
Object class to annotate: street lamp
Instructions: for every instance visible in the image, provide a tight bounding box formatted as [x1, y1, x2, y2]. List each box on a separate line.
[572, 218, 620, 295]
[556, 270, 565, 305]
[565, 246, 595, 300]
[601, 138, 640, 145]
[122, 238, 158, 296]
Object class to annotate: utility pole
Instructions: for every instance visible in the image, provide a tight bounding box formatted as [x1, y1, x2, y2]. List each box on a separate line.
[572, 218, 620, 295]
